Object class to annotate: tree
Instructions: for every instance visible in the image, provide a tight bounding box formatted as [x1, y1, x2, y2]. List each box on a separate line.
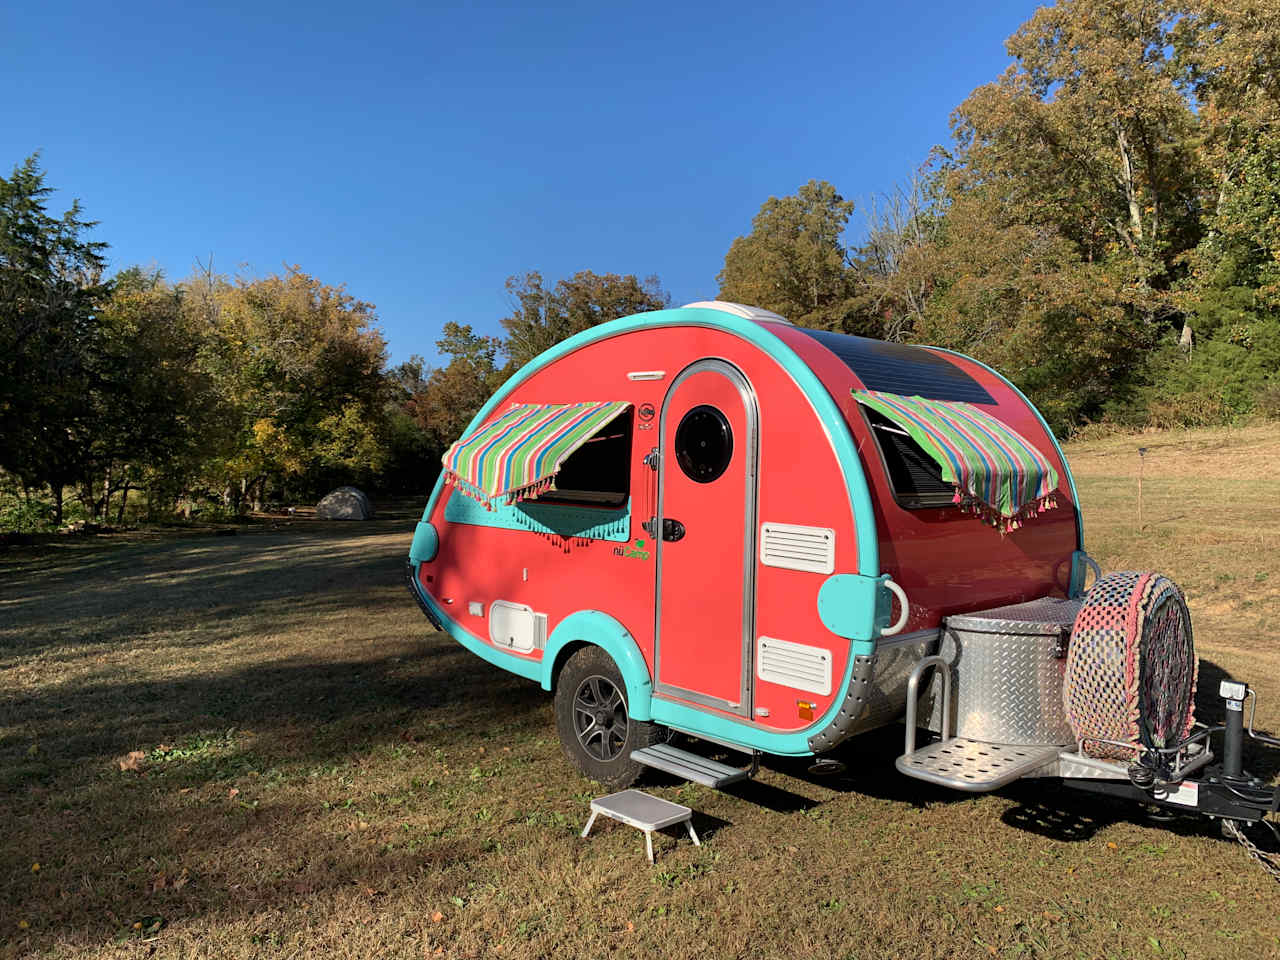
[500, 270, 668, 369]
[85, 268, 225, 521]
[946, 0, 1205, 304]
[718, 180, 869, 331]
[404, 323, 506, 458]
[0, 154, 110, 522]
[854, 172, 946, 341]
[197, 267, 390, 509]
[891, 0, 1233, 429]
[1174, 1, 1280, 224]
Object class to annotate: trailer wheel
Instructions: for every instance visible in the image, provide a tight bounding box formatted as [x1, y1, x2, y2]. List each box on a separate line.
[554, 646, 663, 789]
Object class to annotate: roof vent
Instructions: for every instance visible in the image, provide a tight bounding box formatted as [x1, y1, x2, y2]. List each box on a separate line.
[759, 522, 835, 574]
[681, 300, 791, 324]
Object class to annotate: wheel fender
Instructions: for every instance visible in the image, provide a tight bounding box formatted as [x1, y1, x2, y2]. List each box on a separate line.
[540, 610, 653, 721]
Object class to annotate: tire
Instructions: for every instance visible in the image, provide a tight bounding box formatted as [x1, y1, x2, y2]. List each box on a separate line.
[554, 645, 665, 789]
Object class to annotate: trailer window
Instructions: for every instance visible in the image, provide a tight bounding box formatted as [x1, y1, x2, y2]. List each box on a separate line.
[863, 407, 956, 509]
[674, 404, 733, 483]
[539, 411, 633, 507]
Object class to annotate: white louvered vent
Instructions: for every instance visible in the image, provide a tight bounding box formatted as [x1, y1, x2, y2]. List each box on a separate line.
[756, 636, 832, 696]
[759, 522, 835, 574]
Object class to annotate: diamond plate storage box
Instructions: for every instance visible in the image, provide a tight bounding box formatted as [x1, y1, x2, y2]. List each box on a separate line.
[933, 597, 1082, 746]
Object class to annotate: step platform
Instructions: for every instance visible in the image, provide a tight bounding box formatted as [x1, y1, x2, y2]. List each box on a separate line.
[631, 742, 752, 788]
[581, 789, 700, 863]
[896, 737, 1061, 792]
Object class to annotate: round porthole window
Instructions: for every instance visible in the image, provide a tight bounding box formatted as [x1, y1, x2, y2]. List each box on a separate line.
[674, 404, 732, 483]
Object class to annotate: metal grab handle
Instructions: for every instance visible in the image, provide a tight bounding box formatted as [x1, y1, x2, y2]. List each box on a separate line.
[903, 654, 951, 757]
[882, 578, 910, 636]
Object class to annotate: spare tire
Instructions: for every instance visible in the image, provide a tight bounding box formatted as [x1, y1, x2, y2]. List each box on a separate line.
[1063, 571, 1197, 765]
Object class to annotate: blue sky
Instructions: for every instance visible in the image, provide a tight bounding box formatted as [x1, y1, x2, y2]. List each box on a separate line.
[3, 1, 1032, 365]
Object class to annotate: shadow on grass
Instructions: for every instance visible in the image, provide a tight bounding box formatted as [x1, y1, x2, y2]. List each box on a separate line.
[1, 632, 554, 943]
[0, 518, 573, 945]
[760, 655, 1280, 846]
[0, 521, 416, 646]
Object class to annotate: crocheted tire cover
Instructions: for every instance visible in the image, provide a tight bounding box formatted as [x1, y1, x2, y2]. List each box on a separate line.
[1063, 572, 1197, 761]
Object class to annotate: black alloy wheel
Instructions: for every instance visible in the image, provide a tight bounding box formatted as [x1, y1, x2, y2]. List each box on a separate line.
[573, 674, 628, 762]
[553, 645, 666, 788]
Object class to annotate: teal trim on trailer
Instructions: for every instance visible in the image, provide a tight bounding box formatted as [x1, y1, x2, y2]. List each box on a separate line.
[539, 610, 654, 721]
[648, 651, 866, 755]
[409, 305, 922, 756]
[407, 566, 542, 683]
[445, 493, 632, 543]
[419, 307, 880, 582]
[409, 521, 439, 564]
[818, 573, 893, 641]
[407, 565, 872, 755]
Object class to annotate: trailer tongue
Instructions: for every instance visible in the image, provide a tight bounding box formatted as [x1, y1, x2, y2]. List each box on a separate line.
[889, 578, 1278, 849]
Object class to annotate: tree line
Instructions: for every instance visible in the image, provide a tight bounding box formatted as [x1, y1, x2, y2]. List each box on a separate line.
[3, 0, 1277, 531]
[0, 160, 669, 528]
[720, 0, 1280, 433]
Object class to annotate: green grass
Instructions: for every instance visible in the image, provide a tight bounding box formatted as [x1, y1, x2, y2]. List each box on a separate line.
[2, 428, 1279, 959]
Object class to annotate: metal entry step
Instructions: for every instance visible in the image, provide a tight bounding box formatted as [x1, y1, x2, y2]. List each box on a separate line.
[631, 743, 752, 788]
[895, 738, 1061, 792]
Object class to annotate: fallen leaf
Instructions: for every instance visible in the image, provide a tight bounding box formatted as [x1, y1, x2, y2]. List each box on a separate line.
[1043, 911, 1062, 922]
[30, 863, 40, 873]
[179, 788, 192, 795]
[17, 920, 29, 930]
[228, 788, 240, 799]
[119, 751, 146, 772]
[625, 921, 634, 932]
[358, 821, 369, 830]
[431, 911, 443, 923]
[172, 871, 189, 890]
[478, 746, 485, 754]
[1106, 841, 1118, 851]
[27, 744, 38, 757]
[994, 905, 1004, 913]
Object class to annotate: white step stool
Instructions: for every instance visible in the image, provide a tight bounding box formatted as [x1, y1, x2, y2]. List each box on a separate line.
[581, 789, 701, 863]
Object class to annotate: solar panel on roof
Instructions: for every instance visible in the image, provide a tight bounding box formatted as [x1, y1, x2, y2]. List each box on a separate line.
[796, 328, 995, 405]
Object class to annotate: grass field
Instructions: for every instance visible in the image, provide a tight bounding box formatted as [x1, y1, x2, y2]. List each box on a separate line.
[3, 424, 1279, 959]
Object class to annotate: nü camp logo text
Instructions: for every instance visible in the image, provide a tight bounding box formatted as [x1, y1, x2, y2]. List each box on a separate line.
[614, 538, 651, 560]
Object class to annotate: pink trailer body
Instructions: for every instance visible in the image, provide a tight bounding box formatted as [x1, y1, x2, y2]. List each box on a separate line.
[407, 303, 1083, 758]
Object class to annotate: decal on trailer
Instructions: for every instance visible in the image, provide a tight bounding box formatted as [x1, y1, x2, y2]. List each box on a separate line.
[613, 538, 651, 560]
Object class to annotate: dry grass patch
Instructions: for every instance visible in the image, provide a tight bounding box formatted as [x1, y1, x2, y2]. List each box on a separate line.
[3, 433, 1280, 959]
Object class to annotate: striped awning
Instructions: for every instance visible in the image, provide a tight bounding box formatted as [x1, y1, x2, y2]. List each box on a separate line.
[856, 390, 1060, 533]
[441, 401, 631, 508]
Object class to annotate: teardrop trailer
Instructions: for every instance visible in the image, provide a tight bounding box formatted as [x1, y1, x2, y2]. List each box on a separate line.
[405, 300, 1280, 842]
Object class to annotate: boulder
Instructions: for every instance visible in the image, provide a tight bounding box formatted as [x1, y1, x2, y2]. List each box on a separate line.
[315, 486, 374, 520]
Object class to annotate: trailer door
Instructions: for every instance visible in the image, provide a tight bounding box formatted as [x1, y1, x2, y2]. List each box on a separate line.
[653, 359, 758, 718]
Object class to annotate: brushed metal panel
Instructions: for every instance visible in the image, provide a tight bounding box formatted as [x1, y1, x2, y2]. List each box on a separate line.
[930, 598, 1082, 746]
[896, 738, 1061, 791]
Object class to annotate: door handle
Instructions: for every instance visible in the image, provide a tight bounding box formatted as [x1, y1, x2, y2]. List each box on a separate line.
[661, 518, 685, 542]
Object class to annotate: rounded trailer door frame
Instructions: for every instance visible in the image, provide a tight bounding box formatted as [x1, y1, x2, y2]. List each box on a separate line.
[652, 357, 760, 718]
